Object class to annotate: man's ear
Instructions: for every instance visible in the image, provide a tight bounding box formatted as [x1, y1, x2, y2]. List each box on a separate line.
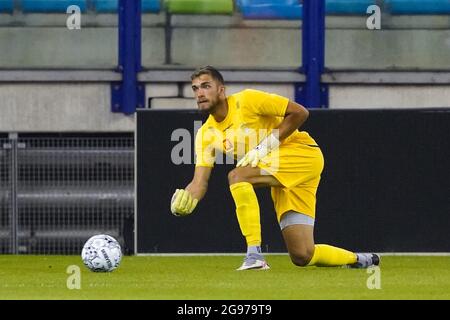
[219, 85, 226, 97]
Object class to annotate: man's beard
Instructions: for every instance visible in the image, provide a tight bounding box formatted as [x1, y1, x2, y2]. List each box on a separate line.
[198, 100, 218, 115]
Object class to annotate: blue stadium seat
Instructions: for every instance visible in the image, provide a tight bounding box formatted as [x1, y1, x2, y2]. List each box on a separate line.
[22, 0, 87, 13]
[326, 0, 376, 15]
[237, 0, 378, 20]
[0, 0, 13, 13]
[386, 0, 450, 14]
[236, 0, 303, 20]
[94, 0, 161, 13]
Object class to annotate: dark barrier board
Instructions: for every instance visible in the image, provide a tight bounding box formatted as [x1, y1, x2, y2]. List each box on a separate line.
[137, 109, 450, 253]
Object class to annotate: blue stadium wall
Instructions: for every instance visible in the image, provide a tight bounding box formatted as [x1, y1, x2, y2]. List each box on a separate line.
[136, 109, 450, 254]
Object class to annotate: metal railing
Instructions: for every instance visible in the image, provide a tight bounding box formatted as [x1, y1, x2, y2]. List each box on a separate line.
[0, 134, 134, 254]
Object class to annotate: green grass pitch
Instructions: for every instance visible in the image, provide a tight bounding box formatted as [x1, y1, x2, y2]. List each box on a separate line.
[0, 255, 449, 300]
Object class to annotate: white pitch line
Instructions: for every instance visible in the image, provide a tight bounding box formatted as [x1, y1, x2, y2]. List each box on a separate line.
[136, 253, 287, 257]
[136, 252, 450, 257]
[376, 252, 450, 256]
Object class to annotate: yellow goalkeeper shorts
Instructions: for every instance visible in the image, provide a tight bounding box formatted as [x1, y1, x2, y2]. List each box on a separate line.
[258, 139, 324, 221]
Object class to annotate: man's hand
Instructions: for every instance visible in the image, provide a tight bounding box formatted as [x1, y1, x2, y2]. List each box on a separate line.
[236, 148, 262, 168]
[237, 133, 280, 168]
[170, 189, 198, 216]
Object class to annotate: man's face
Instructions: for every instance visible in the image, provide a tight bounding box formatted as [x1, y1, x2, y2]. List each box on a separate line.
[191, 74, 224, 113]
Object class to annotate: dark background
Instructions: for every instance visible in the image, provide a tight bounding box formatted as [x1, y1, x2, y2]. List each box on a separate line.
[136, 109, 450, 253]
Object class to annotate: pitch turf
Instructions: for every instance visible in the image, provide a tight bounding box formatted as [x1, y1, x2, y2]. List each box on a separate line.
[0, 255, 449, 300]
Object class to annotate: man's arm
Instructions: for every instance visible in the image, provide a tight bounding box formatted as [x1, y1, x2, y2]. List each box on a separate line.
[237, 100, 309, 168]
[185, 165, 213, 201]
[171, 166, 212, 216]
[275, 100, 309, 141]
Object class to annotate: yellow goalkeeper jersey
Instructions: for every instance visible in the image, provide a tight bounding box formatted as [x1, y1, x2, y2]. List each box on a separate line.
[195, 89, 316, 167]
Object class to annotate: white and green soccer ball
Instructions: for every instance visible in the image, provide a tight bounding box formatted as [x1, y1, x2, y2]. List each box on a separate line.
[81, 234, 122, 272]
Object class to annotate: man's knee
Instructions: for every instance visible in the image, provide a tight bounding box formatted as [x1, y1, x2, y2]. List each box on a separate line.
[289, 247, 315, 267]
[228, 168, 250, 185]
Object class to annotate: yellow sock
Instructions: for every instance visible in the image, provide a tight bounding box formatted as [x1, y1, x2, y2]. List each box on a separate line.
[229, 182, 261, 246]
[307, 244, 357, 266]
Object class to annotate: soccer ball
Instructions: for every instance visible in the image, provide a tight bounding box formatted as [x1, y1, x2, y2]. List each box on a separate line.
[81, 234, 122, 272]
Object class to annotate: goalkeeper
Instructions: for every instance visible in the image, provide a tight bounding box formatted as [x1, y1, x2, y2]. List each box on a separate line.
[171, 66, 379, 270]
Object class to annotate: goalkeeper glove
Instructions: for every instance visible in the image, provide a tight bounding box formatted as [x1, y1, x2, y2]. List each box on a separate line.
[170, 189, 198, 216]
[236, 133, 280, 167]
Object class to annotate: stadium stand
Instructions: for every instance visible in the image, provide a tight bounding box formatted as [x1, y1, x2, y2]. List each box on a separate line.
[21, 0, 87, 13]
[165, 0, 234, 14]
[93, 0, 161, 13]
[0, 0, 12, 13]
[385, 0, 450, 14]
[5, 1, 450, 16]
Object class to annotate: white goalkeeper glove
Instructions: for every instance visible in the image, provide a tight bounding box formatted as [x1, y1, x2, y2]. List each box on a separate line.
[170, 189, 198, 216]
[236, 133, 280, 168]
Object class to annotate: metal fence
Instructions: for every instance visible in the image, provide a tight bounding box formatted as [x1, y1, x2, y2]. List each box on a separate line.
[0, 134, 134, 255]
[0, 136, 12, 253]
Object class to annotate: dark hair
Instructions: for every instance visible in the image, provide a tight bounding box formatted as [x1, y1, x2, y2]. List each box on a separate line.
[190, 65, 225, 85]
